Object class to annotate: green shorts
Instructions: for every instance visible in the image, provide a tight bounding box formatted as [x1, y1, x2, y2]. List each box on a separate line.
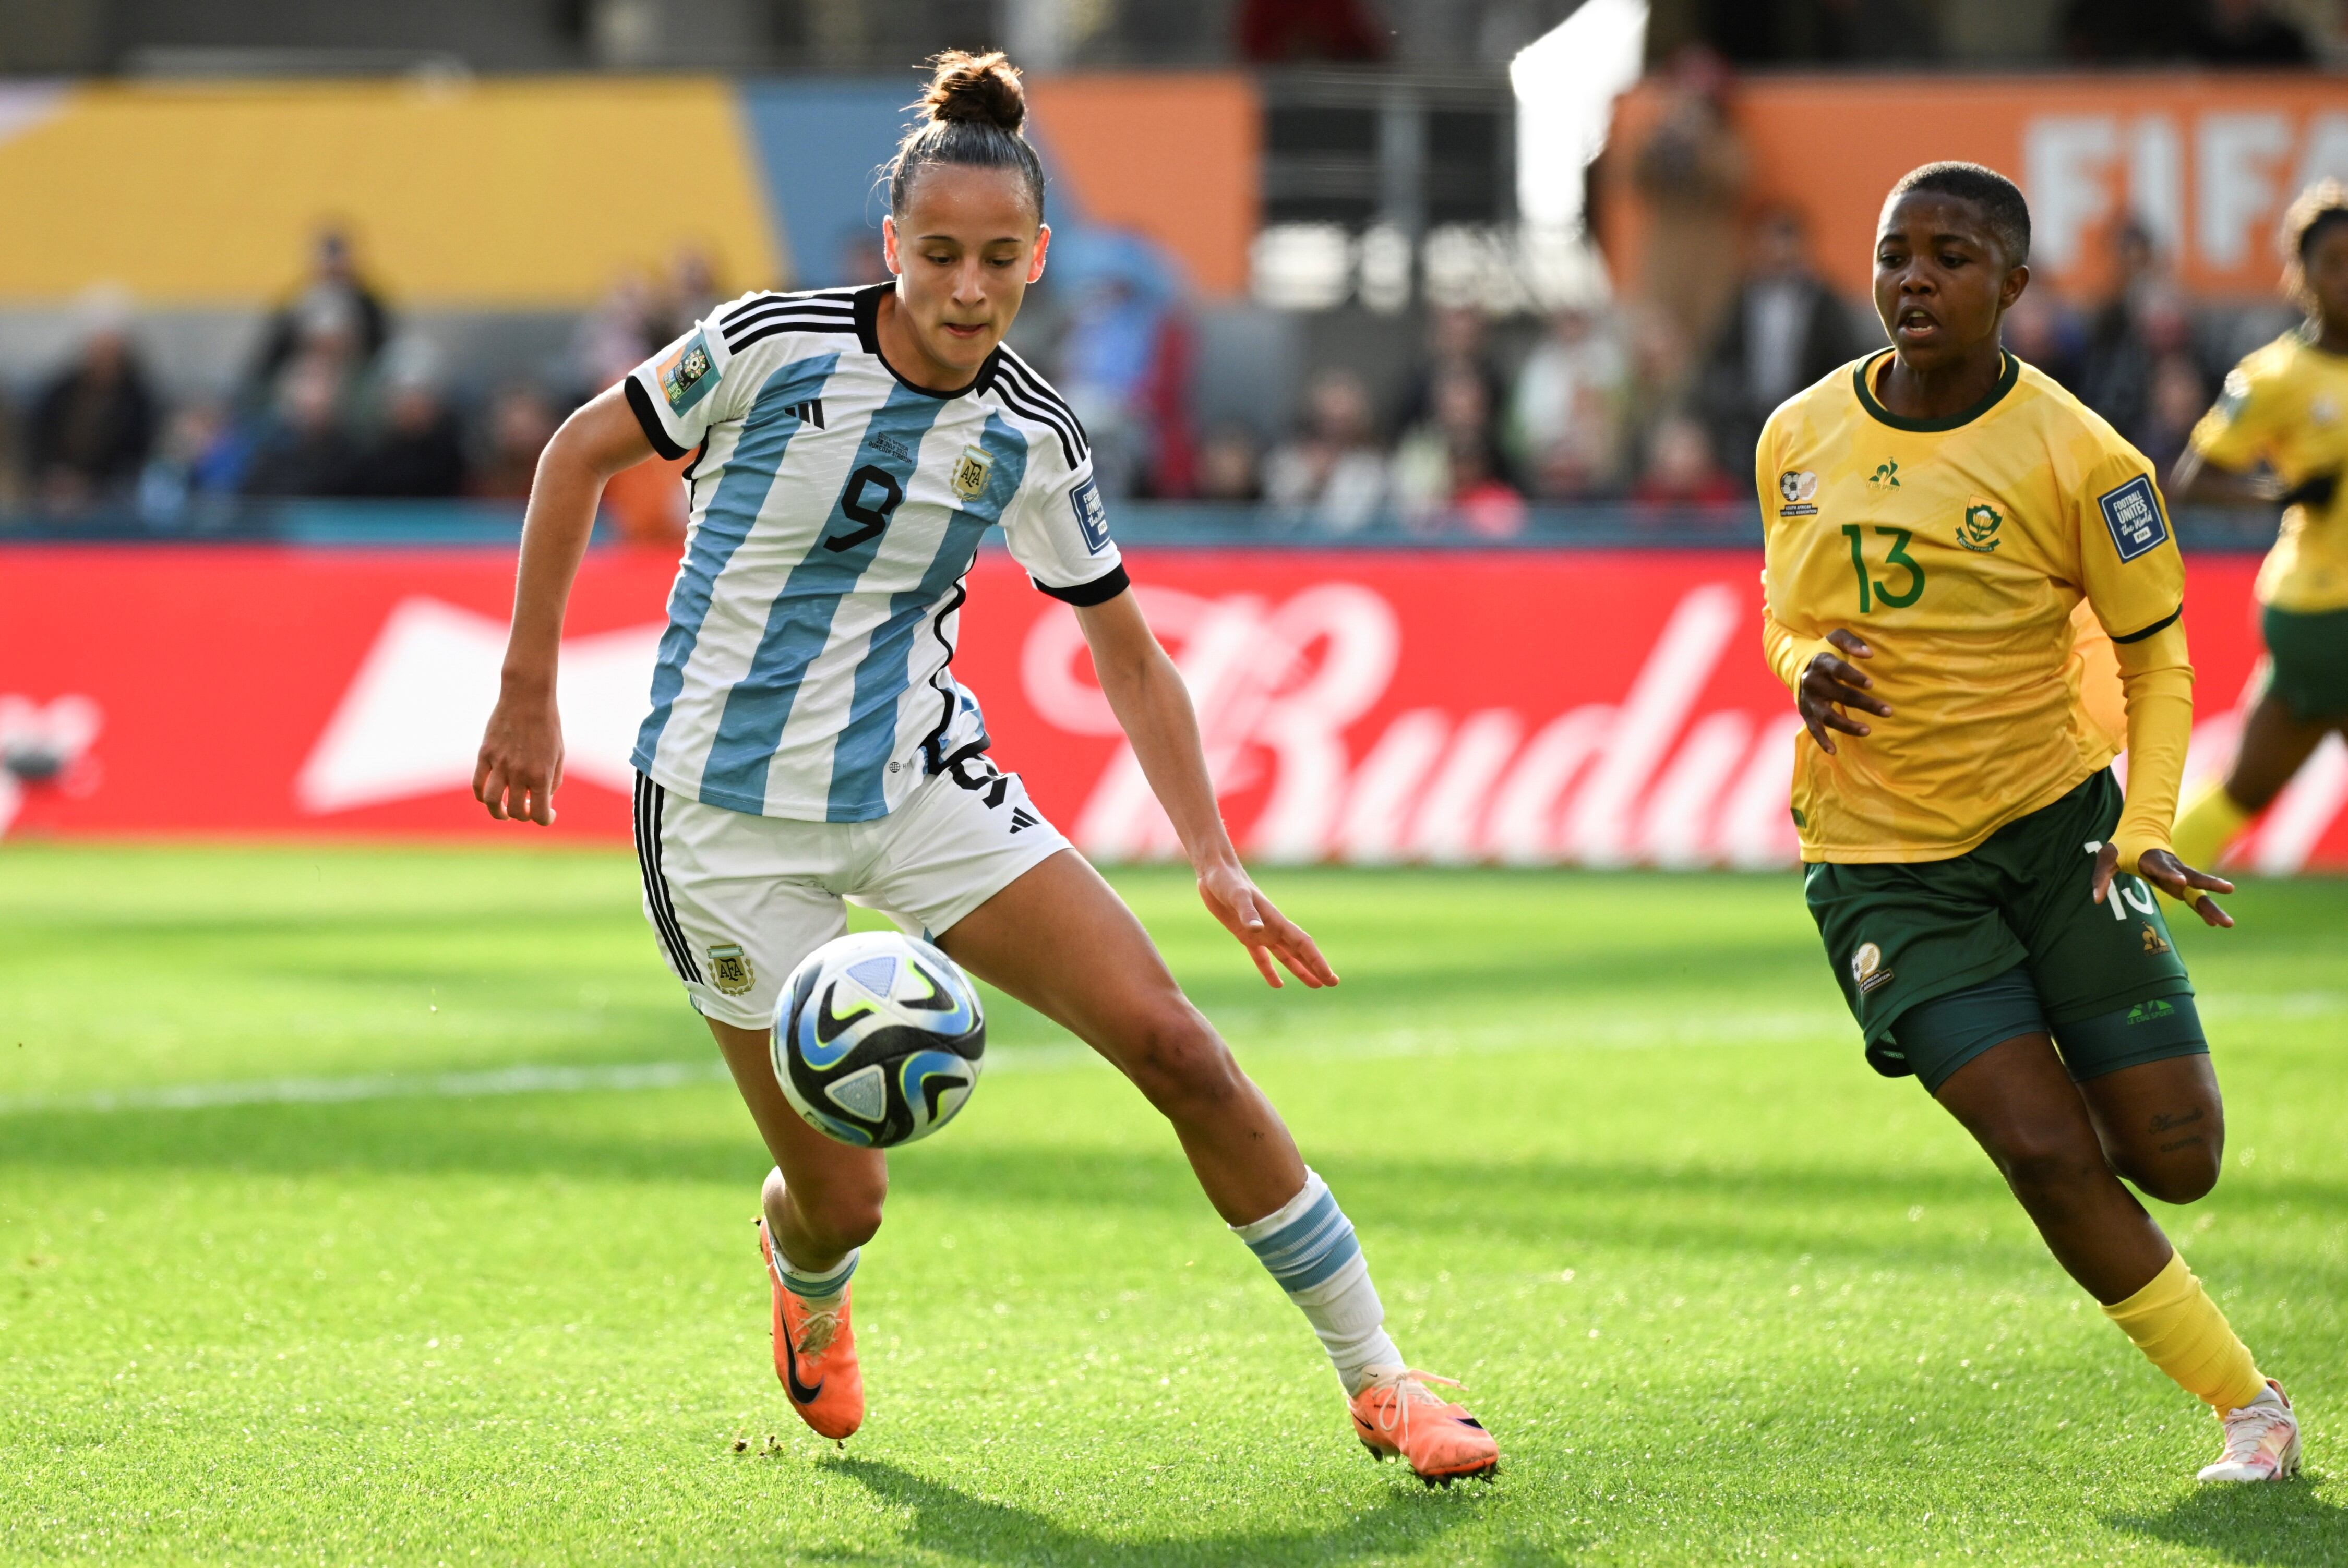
[1804, 770, 2204, 1094]
[2261, 603, 2348, 724]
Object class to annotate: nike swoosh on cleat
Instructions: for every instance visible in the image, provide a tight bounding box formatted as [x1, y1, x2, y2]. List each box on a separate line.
[781, 1320, 826, 1405]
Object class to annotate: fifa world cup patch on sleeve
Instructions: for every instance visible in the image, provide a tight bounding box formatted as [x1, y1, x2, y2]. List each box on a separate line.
[2098, 475, 2169, 562]
[659, 330, 720, 415]
[1070, 476, 1110, 554]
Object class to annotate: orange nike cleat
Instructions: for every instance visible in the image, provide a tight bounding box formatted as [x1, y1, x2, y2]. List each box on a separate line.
[1349, 1367, 1499, 1486]
[757, 1219, 864, 1441]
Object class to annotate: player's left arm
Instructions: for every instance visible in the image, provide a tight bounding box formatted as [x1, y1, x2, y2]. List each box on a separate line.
[2075, 456, 2234, 926]
[1075, 590, 1338, 991]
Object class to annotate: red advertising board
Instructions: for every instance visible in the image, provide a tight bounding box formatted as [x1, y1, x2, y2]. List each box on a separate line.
[2, 545, 2341, 872]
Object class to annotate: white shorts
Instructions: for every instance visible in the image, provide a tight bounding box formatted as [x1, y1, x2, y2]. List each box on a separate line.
[631, 755, 1072, 1029]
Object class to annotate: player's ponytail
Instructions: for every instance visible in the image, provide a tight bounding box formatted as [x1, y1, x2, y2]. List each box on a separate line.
[2279, 178, 2348, 310]
[887, 51, 1046, 220]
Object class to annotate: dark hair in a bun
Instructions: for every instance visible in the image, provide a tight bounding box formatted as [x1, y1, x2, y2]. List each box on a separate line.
[888, 51, 1046, 218]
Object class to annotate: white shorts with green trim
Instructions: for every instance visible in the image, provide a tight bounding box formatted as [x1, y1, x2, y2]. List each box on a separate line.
[631, 754, 1070, 1030]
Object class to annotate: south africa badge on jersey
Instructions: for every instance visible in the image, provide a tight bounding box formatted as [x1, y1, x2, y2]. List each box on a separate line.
[708, 943, 754, 997]
[1958, 496, 2004, 553]
[1778, 469, 1818, 516]
[660, 330, 719, 415]
[951, 443, 995, 502]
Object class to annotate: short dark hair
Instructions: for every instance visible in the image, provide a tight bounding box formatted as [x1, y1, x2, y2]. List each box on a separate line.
[1887, 161, 2031, 268]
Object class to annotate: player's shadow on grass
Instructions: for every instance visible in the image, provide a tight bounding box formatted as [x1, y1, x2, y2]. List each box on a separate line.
[2107, 1476, 2346, 1564]
[802, 1455, 1490, 1566]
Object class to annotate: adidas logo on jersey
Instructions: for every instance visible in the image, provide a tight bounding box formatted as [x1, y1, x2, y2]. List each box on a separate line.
[784, 398, 827, 430]
[1008, 806, 1039, 834]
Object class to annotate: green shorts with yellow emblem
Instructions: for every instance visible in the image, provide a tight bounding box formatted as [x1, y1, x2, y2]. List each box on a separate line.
[2261, 603, 2348, 724]
[1803, 770, 2205, 1095]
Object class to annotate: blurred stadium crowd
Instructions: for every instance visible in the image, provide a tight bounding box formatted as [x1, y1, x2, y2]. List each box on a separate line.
[0, 0, 2333, 537]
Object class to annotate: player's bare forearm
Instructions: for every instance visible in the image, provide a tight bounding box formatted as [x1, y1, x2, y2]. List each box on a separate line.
[475, 385, 656, 825]
[1077, 593, 1233, 867]
[502, 386, 655, 686]
[1075, 592, 1338, 988]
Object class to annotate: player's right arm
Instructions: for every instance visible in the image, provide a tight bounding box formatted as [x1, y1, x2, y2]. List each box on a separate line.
[1754, 411, 1890, 756]
[473, 385, 654, 825]
[2173, 354, 2333, 510]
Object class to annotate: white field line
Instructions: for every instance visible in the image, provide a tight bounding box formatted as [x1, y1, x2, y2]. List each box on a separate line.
[4, 991, 2334, 1119]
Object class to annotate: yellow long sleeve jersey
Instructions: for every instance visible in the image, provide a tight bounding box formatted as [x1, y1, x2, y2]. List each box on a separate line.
[2188, 330, 2348, 613]
[1758, 351, 2194, 867]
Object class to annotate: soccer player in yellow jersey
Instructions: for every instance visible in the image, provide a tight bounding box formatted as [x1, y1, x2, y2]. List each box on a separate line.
[2170, 179, 2348, 870]
[1757, 163, 2301, 1483]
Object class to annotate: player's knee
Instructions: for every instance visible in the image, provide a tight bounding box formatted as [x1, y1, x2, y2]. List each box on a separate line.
[1993, 1132, 2106, 1211]
[2128, 1148, 2222, 1206]
[1117, 998, 1241, 1121]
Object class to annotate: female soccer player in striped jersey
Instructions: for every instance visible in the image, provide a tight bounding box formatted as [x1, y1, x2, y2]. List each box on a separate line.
[471, 52, 1497, 1485]
[1760, 162, 2298, 1482]
[2169, 180, 2348, 871]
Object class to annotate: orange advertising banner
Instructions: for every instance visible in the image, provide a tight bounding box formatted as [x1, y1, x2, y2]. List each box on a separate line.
[1600, 73, 2348, 303]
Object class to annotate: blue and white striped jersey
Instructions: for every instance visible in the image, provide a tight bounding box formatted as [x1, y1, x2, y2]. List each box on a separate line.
[622, 283, 1125, 822]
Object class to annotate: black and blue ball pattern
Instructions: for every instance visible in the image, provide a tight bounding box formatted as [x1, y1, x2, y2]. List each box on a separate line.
[771, 932, 986, 1148]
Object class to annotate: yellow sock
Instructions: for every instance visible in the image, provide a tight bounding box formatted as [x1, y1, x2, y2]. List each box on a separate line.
[2101, 1251, 2267, 1412]
[2171, 779, 2252, 877]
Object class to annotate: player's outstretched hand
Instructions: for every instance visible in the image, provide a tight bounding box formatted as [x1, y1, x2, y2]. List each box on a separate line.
[1796, 629, 1893, 755]
[473, 689, 565, 827]
[2093, 842, 2235, 929]
[1196, 858, 1339, 991]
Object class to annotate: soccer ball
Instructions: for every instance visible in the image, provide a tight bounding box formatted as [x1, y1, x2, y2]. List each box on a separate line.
[772, 931, 986, 1148]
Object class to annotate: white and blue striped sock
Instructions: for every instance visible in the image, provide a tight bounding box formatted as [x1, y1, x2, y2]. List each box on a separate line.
[1231, 1169, 1400, 1396]
[768, 1230, 858, 1308]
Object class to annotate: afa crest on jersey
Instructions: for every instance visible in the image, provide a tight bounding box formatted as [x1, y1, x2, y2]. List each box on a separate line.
[951, 444, 994, 501]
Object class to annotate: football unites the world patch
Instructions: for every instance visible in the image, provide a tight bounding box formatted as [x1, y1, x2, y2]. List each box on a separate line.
[660, 330, 719, 415]
[951, 443, 995, 502]
[1070, 476, 1110, 554]
[708, 943, 755, 996]
[2098, 474, 2170, 562]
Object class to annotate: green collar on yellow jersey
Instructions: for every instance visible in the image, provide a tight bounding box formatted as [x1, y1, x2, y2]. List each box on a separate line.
[1853, 349, 2020, 433]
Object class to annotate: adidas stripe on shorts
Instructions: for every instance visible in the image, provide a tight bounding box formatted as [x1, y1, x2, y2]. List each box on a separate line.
[632, 752, 1071, 1030]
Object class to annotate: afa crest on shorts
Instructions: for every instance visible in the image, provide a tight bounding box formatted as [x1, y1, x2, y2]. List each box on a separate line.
[708, 943, 756, 996]
[951, 443, 995, 502]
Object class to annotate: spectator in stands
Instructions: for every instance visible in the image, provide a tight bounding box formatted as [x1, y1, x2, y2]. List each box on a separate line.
[1695, 205, 1866, 476]
[471, 384, 559, 499]
[1052, 230, 1196, 498]
[2187, 0, 2314, 64]
[351, 339, 468, 498]
[1506, 303, 1627, 498]
[242, 356, 359, 497]
[572, 271, 665, 398]
[1264, 368, 1389, 531]
[248, 227, 391, 399]
[2079, 216, 2170, 442]
[1396, 365, 1517, 526]
[1393, 305, 1508, 441]
[1631, 51, 1748, 369]
[0, 388, 21, 513]
[138, 400, 250, 521]
[1195, 425, 1263, 503]
[2003, 288, 2088, 389]
[1632, 413, 1740, 510]
[27, 288, 159, 511]
[2140, 349, 2212, 475]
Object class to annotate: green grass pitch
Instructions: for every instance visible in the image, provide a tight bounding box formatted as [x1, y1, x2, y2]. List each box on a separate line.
[3, 846, 2344, 1565]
